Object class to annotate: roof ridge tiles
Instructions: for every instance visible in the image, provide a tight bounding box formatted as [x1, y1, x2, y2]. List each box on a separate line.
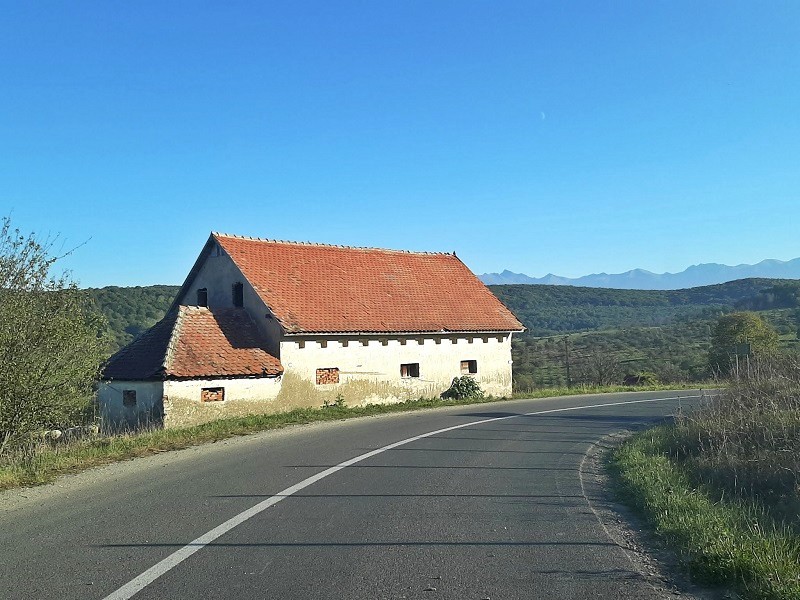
[162, 306, 187, 374]
[211, 231, 453, 256]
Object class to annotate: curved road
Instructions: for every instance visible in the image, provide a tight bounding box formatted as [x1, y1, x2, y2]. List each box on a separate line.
[1, 390, 705, 599]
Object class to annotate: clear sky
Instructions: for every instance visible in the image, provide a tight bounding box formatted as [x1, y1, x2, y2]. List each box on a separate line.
[2, 1, 799, 288]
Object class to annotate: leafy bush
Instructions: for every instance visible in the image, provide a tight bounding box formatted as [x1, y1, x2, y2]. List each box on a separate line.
[441, 376, 484, 400]
[623, 371, 659, 386]
[0, 218, 107, 454]
[708, 312, 779, 375]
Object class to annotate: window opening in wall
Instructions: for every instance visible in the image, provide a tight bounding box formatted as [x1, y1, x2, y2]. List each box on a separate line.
[122, 390, 137, 407]
[461, 360, 478, 375]
[316, 367, 340, 385]
[401, 363, 420, 378]
[197, 288, 208, 307]
[201, 387, 225, 402]
[232, 282, 244, 307]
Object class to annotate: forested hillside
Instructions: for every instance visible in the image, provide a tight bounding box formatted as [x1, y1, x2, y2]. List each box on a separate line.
[489, 278, 789, 336]
[490, 279, 800, 389]
[86, 285, 179, 351]
[85, 279, 800, 391]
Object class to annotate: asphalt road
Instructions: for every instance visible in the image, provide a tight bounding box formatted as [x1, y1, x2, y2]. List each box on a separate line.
[1, 390, 706, 600]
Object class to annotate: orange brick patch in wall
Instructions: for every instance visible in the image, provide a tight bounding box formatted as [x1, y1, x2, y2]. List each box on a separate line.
[316, 368, 340, 385]
[201, 387, 225, 402]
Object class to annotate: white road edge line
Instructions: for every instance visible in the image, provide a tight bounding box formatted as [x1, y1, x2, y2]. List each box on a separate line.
[103, 393, 701, 600]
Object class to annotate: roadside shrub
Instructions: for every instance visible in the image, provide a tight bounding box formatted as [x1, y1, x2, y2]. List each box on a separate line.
[441, 376, 484, 400]
[623, 371, 659, 386]
[672, 355, 800, 525]
[0, 218, 107, 455]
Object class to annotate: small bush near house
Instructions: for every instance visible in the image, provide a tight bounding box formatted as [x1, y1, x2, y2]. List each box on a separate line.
[441, 376, 484, 400]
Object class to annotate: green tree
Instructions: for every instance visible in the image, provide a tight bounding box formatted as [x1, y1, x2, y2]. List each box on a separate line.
[708, 312, 779, 375]
[0, 218, 107, 453]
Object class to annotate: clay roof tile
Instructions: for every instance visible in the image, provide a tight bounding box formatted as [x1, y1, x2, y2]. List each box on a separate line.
[212, 234, 524, 334]
[102, 307, 283, 380]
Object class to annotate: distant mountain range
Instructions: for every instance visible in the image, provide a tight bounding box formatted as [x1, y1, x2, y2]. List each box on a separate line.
[480, 258, 800, 290]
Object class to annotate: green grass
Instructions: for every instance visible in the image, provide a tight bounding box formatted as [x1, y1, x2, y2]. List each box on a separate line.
[609, 425, 800, 600]
[0, 383, 698, 491]
[512, 382, 701, 399]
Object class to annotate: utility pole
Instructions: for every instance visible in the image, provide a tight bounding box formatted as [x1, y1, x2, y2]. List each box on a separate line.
[564, 336, 572, 388]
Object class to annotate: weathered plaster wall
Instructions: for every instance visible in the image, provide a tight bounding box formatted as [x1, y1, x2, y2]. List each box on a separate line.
[98, 334, 514, 428]
[97, 381, 164, 431]
[278, 333, 513, 407]
[176, 243, 283, 356]
[162, 376, 281, 428]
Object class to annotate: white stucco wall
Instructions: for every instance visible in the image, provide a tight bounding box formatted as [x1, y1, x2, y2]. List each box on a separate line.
[177, 243, 283, 356]
[96, 381, 165, 431]
[279, 333, 513, 405]
[162, 376, 282, 428]
[98, 376, 282, 430]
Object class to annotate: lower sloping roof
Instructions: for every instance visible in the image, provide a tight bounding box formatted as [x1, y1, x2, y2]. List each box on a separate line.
[102, 307, 283, 380]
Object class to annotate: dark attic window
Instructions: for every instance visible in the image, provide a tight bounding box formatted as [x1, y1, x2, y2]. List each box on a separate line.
[461, 360, 478, 375]
[197, 288, 208, 307]
[122, 390, 137, 407]
[401, 363, 420, 378]
[232, 282, 244, 307]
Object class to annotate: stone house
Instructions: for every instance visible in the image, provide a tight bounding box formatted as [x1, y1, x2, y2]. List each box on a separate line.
[97, 233, 524, 429]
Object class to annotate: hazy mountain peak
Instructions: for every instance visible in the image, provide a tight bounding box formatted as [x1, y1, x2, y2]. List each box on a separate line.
[480, 258, 800, 290]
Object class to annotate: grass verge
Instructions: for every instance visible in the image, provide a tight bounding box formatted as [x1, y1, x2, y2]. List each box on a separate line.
[0, 382, 697, 492]
[609, 425, 800, 600]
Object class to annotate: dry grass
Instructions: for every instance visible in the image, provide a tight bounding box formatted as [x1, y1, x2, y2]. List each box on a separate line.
[610, 356, 800, 599]
[671, 356, 800, 525]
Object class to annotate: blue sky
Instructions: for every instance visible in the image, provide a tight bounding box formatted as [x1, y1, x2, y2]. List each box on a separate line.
[2, 1, 799, 287]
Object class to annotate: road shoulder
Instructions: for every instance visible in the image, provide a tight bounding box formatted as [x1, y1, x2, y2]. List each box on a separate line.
[580, 430, 733, 600]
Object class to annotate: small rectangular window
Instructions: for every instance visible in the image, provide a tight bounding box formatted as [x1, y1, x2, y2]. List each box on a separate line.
[197, 288, 208, 307]
[316, 367, 340, 385]
[201, 387, 225, 402]
[122, 390, 137, 407]
[401, 363, 420, 378]
[461, 360, 478, 374]
[232, 282, 244, 307]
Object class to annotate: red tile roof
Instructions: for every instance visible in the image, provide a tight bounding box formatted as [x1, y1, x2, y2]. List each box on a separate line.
[213, 234, 524, 334]
[102, 310, 179, 381]
[102, 307, 283, 380]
